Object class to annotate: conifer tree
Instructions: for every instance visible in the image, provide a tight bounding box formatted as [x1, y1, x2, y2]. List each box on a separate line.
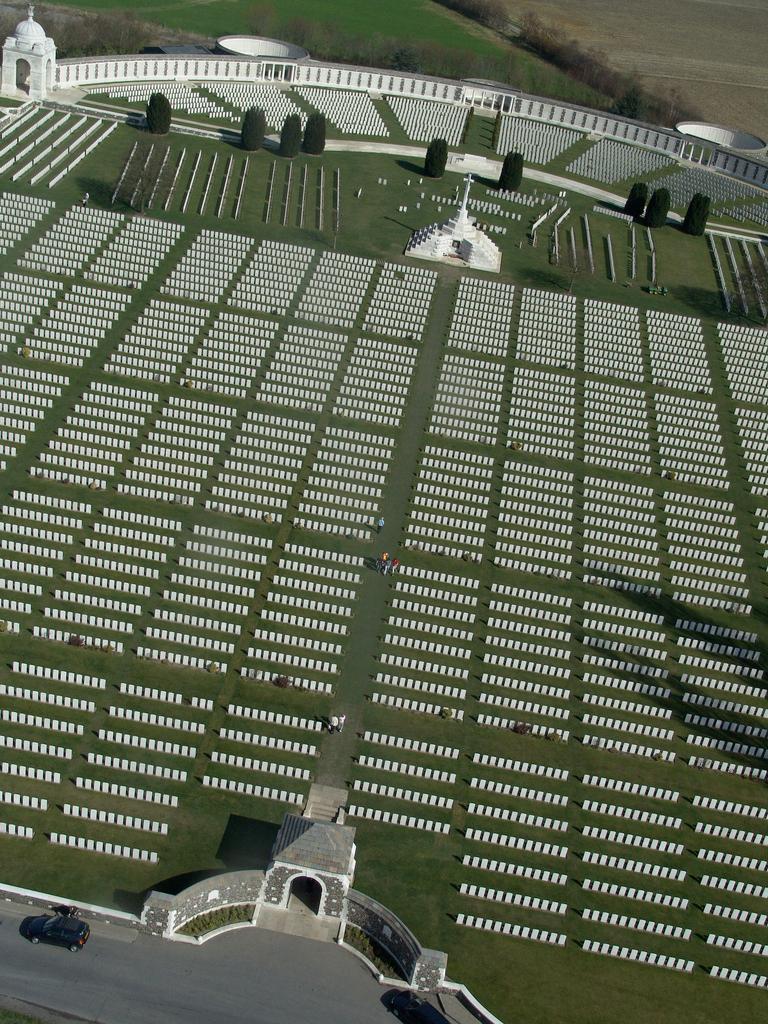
[682, 192, 711, 236]
[624, 181, 649, 219]
[241, 107, 266, 151]
[424, 137, 448, 178]
[279, 114, 302, 158]
[302, 112, 327, 155]
[498, 152, 524, 191]
[146, 93, 171, 135]
[645, 187, 671, 228]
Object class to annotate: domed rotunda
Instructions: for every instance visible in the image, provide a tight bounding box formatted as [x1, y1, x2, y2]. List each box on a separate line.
[14, 7, 46, 44]
[2, 5, 56, 99]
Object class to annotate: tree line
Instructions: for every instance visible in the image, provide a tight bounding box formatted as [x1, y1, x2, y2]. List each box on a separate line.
[517, 13, 698, 126]
[138, 93, 714, 239]
[424, 135, 524, 192]
[422, 132, 711, 237]
[247, 2, 697, 127]
[248, 2, 520, 86]
[430, 0, 509, 33]
[146, 93, 327, 157]
[625, 180, 710, 234]
[0, 7, 152, 59]
[146, 94, 324, 156]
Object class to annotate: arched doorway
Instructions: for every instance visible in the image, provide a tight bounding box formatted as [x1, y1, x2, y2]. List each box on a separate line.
[15, 58, 30, 93]
[287, 875, 323, 915]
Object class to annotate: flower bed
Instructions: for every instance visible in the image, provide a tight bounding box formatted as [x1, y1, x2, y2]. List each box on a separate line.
[344, 924, 406, 979]
[177, 903, 256, 937]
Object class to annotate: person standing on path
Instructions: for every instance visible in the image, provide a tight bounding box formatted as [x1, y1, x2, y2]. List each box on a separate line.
[330, 715, 339, 733]
[337, 714, 346, 733]
[376, 516, 385, 533]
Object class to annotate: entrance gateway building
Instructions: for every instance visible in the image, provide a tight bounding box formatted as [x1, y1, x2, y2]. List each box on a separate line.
[140, 806, 448, 992]
[262, 812, 355, 916]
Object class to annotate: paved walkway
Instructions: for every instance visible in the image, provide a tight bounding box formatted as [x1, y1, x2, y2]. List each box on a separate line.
[313, 274, 459, 788]
[325, 140, 768, 236]
[325, 138, 632, 206]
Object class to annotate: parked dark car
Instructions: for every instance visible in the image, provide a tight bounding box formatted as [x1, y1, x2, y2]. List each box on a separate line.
[388, 991, 449, 1024]
[21, 915, 90, 951]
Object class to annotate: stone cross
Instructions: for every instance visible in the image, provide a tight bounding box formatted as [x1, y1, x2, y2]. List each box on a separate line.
[458, 173, 473, 216]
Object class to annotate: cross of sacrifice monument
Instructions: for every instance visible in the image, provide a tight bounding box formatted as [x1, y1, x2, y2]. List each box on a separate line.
[404, 172, 502, 273]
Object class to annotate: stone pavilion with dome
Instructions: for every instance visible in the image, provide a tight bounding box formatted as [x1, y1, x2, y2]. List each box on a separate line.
[2, 6, 56, 100]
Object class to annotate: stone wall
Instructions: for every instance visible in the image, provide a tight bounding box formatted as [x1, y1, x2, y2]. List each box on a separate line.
[0, 881, 140, 929]
[344, 888, 424, 981]
[321, 874, 346, 917]
[141, 871, 265, 937]
[51, 43, 768, 190]
[413, 949, 448, 991]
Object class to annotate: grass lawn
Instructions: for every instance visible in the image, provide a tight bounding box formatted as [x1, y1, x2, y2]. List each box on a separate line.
[49, 0, 501, 54]
[45, 0, 608, 110]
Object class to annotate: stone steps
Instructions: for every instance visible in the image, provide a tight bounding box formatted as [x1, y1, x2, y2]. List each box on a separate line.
[304, 782, 347, 822]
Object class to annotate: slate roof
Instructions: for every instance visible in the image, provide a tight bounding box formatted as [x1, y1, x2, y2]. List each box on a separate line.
[271, 814, 355, 874]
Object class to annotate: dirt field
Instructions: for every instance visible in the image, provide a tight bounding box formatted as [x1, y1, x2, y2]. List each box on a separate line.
[506, 0, 768, 140]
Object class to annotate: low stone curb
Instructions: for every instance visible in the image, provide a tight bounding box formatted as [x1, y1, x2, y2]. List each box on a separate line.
[172, 919, 257, 946]
[337, 936, 406, 987]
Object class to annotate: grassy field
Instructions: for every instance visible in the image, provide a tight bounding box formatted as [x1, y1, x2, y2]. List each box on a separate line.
[49, 0, 768, 139]
[43, 0, 609, 110]
[50, 0, 496, 51]
[0, 108, 767, 1024]
[503, 0, 768, 140]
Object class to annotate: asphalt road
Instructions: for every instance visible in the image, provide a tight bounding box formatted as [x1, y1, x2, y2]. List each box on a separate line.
[0, 904, 396, 1024]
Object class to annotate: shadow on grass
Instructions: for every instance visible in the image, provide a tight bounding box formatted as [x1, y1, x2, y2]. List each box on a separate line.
[476, 174, 499, 190]
[514, 264, 564, 291]
[602, 234, 613, 281]
[577, 564, 768, 780]
[216, 815, 281, 871]
[673, 284, 727, 318]
[384, 215, 414, 232]
[121, 869, 219, 905]
[114, 818, 283, 910]
[396, 159, 426, 177]
[112, 888, 152, 913]
[73, 175, 113, 207]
